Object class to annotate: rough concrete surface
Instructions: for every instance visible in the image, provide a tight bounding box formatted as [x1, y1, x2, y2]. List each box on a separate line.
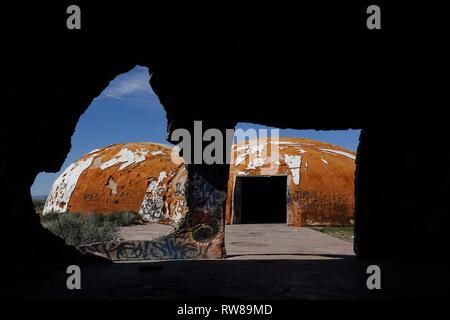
[225, 224, 353, 258]
[227, 138, 355, 226]
[117, 223, 353, 259]
[43, 142, 187, 223]
[119, 224, 176, 241]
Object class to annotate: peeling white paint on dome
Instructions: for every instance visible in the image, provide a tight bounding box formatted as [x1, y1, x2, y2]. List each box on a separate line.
[284, 154, 302, 185]
[248, 144, 265, 154]
[99, 148, 149, 171]
[235, 144, 250, 152]
[284, 154, 301, 168]
[91, 156, 104, 169]
[246, 157, 265, 170]
[227, 138, 357, 227]
[147, 171, 167, 193]
[43, 155, 95, 214]
[319, 148, 356, 160]
[234, 143, 265, 167]
[158, 171, 168, 183]
[234, 154, 247, 166]
[42, 142, 188, 226]
[290, 167, 300, 185]
[88, 148, 101, 155]
[106, 176, 118, 195]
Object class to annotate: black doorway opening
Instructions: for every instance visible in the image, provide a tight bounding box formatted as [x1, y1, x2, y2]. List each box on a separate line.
[238, 176, 287, 224]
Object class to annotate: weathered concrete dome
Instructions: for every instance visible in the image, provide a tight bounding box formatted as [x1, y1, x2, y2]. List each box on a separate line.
[43, 142, 187, 223]
[44, 138, 355, 228]
[226, 137, 356, 226]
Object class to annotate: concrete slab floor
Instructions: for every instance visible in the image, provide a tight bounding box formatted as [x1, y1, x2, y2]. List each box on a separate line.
[225, 224, 354, 259]
[119, 223, 175, 241]
[119, 223, 354, 259]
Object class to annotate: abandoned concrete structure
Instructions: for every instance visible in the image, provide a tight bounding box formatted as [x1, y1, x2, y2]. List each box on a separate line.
[43, 137, 355, 240]
[43, 142, 187, 223]
[227, 137, 355, 226]
[2, 3, 448, 267]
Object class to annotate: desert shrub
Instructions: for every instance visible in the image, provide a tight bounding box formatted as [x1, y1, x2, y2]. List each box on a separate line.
[33, 200, 46, 215]
[40, 211, 59, 224]
[105, 211, 141, 226]
[40, 212, 138, 247]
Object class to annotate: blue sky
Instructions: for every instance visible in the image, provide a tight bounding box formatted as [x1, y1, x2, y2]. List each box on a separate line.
[31, 66, 361, 196]
[235, 123, 360, 151]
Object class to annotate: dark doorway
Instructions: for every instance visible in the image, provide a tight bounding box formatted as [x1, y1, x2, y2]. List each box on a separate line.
[237, 176, 287, 224]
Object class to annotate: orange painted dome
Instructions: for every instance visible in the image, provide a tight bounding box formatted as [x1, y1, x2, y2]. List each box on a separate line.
[43, 142, 187, 223]
[44, 138, 356, 227]
[226, 137, 356, 226]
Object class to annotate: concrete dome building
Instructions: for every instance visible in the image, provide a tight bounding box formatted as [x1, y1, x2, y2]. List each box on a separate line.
[43, 142, 188, 223]
[43, 138, 356, 227]
[226, 137, 356, 226]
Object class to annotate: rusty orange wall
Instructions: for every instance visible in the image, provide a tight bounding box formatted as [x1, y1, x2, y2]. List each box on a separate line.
[225, 138, 355, 227]
[44, 142, 188, 224]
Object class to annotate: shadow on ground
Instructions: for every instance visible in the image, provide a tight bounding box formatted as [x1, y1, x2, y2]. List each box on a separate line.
[3, 256, 450, 299]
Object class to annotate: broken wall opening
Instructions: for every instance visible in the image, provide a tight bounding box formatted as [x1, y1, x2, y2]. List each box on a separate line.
[30, 65, 180, 254]
[225, 123, 360, 256]
[233, 176, 287, 224]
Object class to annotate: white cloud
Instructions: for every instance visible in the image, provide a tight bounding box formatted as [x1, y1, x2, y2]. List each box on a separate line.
[101, 66, 153, 99]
